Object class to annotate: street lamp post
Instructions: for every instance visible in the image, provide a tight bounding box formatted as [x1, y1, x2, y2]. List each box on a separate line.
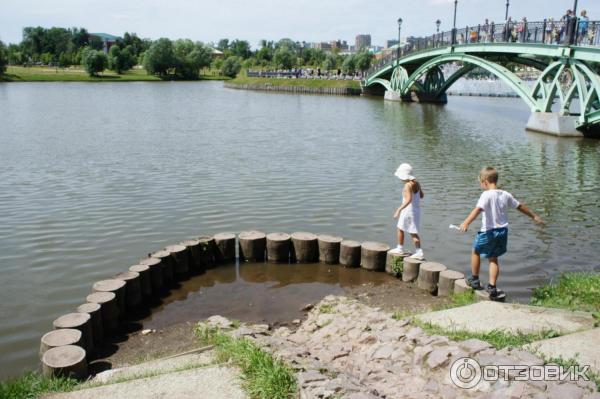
[397, 18, 403, 61]
[436, 19, 441, 33]
[570, 0, 579, 44]
[505, 0, 510, 22]
[452, 0, 458, 44]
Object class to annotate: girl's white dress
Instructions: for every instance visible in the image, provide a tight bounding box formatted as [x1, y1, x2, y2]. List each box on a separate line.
[397, 188, 421, 234]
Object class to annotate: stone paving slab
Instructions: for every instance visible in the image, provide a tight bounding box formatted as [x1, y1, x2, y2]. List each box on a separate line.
[415, 301, 595, 335]
[525, 328, 600, 373]
[43, 365, 247, 399]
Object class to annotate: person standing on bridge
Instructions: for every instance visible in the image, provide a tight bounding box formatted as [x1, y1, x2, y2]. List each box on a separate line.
[459, 167, 544, 300]
[391, 163, 425, 260]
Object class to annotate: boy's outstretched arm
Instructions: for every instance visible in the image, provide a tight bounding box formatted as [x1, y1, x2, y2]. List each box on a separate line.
[517, 203, 545, 225]
[459, 207, 482, 232]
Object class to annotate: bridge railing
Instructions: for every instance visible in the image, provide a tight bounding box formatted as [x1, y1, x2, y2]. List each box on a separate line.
[367, 19, 600, 80]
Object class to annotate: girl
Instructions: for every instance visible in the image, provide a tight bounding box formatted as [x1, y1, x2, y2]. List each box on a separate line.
[391, 163, 424, 259]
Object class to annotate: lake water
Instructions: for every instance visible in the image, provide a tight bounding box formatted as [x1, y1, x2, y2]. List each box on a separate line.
[1, 81, 599, 379]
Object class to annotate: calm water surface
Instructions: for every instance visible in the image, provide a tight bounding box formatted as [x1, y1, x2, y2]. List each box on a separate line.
[0, 81, 599, 378]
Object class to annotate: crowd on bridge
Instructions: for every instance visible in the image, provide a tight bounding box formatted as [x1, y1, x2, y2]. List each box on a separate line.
[247, 68, 364, 80]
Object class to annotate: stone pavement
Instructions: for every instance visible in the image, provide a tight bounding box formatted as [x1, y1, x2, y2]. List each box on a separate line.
[415, 301, 596, 335]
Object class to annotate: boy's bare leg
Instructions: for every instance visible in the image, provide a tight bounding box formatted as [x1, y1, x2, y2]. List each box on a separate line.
[488, 257, 499, 286]
[410, 233, 421, 249]
[397, 229, 404, 246]
[470, 250, 481, 277]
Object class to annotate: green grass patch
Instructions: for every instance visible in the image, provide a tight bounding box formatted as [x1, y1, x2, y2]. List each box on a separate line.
[531, 272, 600, 314]
[318, 304, 334, 314]
[3, 66, 229, 82]
[414, 320, 560, 349]
[0, 372, 78, 399]
[542, 355, 600, 391]
[195, 324, 296, 399]
[228, 75, 361, 89]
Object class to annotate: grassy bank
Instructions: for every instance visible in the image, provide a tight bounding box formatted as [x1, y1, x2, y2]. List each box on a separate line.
[196, 323, 296, 399]
[531, 272, 600, 315]
[1, 66, 229, 82]
[228, 74, 361, 89]
[0, 372, 77, 399]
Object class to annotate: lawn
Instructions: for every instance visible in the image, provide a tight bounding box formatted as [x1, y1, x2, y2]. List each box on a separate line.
[228, 74, 362, 89]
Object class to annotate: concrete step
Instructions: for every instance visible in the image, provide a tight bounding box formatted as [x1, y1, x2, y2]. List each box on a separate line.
[525, 328, 600, 373]
[415, 302, 596, 335]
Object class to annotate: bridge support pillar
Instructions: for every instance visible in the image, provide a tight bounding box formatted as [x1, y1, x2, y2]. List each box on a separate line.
[526, 113, 584, 138]
[384, 90, 402, 101]
[403, 92, 447, 104]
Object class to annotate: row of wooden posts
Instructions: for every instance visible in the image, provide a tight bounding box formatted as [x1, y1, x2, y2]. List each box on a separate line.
[39, 230, 477, 380]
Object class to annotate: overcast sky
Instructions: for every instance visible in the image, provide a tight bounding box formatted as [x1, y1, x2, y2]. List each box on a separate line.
[1, 0, 599, 47]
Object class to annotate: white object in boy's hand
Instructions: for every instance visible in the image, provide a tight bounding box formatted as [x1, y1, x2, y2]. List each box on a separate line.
[449, 224, 461, 231]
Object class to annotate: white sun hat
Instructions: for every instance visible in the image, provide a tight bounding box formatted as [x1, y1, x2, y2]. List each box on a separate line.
[394, 163, 415, 181]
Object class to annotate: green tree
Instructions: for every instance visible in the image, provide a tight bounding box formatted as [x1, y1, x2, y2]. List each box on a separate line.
[273, 47, 295, 69]
[172, 39, 211, 79]
[143, 38, 174, 77]
[82, 47, 107, 76]
[355, 50, 372, 72]
[322, 53, 338, 71]
[108, 45, 136, 74]
[7, 44, 23, 65]
[229, 39, 251, 59]
[58, 52, 72, 68]
[0, 40, 7, 75]
[217, 38, 229, 51]
[220, 56, 241, 78]
[342, 54, 356, 74]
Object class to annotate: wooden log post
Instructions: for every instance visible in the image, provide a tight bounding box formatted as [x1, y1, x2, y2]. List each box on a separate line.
[213, 233, 236, 263]
[266, 232, 291, 263]
[417, 262, 448, 295]
[93, 279, 126, 318]
[238, 231, 266, 262]
[139, 257, 163, 293]
[52, 313, 93, 355]
[181, 239, 202, 272]
[402, 258, 424, 282]
[165, 244, 189, 279]
[317, 234, 343, 264]
[76, 303, 103, 347]
[454, 278, 473, 294]
[150, 250, 174, 287]
[291, 232, 318, 263]
[129, 264, 152, 301]
[197, 236, 217, 269]
[86, 292, 119, 336]
[40, 329, 82, 359]
[361, 242, 390, 271]
[114, 271, 142, 311]
[438, 270, 465, 297]
[339, 240, 361, 267]
[385, 252, 410, 277]
[42, 345, 87, 380]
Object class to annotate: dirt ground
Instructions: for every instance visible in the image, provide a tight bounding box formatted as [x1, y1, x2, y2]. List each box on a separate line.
[98, 279, 449, 369]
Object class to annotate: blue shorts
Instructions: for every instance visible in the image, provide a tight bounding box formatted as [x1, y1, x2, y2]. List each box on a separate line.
[473, 227, 508, 258]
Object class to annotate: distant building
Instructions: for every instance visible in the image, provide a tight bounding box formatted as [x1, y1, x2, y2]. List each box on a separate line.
[210, 48, 224, 59]
[90, 33, 120, 54]
[355, 34, 371, 50]
[314, 42, 332, 51]
[385, 39, 399, 49]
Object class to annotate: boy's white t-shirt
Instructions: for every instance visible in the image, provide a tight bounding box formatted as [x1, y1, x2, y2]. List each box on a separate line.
[476, 189, 520, 232]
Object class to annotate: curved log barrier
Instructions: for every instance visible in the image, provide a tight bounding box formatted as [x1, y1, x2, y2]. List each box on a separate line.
[41, 229, 480, 378]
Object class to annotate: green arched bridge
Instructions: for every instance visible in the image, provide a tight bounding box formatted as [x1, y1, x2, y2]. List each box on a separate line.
[363, 20, 600, 137]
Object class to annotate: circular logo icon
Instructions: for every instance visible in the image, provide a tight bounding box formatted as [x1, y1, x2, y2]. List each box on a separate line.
[450, 357, 482, 389]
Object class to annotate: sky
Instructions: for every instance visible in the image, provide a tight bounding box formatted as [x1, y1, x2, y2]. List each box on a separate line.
[1, 0, 599, 47]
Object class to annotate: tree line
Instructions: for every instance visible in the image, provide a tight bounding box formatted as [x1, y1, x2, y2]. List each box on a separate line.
[0, 27, 374, 79]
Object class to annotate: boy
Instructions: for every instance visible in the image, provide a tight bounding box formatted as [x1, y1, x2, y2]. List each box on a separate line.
[459, 167, 544, 300]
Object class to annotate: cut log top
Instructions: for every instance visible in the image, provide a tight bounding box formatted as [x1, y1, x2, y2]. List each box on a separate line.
[93, 279, 126, 292]
[420, 262, 447, 272]
[129, 264, 149, 273]
[150, 250, 170, 259]
[139, 257, 161, 266]
[341, 240, 361, 248]
[86, 291, 115, 304]
[42, 345, 86, 368]
[76, 303, 100, 314]
[291, 232, 317, 241]
[239, 230, 266, 240]
[114, 271, 140, 281]
[440, 270, 464, 279]
[361, 241, 390, 252]
[198, 236, 214, 242]
[267, 232, 291, 241]
[41, 329, 82, 347]
[165, 244, 186, 253]
[404, 257, 425, 265]
[181, 239, 200, 247]
[317, 234, 343, 243]
[53, 313, 90, 329]
[214, 232, 236, 240]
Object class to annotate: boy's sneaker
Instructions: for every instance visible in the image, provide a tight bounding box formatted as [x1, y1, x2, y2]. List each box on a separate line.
[389, 245, 404, 254]
[409, 249, 424, 260]
[466, 276, 482, 290]
[486, 284, 500, 300]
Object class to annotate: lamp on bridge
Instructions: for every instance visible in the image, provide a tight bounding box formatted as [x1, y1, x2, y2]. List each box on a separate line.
[436, 19, 441, 33]
[505, 0, 510, 21]
[397, 18, 403, 60]
[452, 0, 458, 45]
